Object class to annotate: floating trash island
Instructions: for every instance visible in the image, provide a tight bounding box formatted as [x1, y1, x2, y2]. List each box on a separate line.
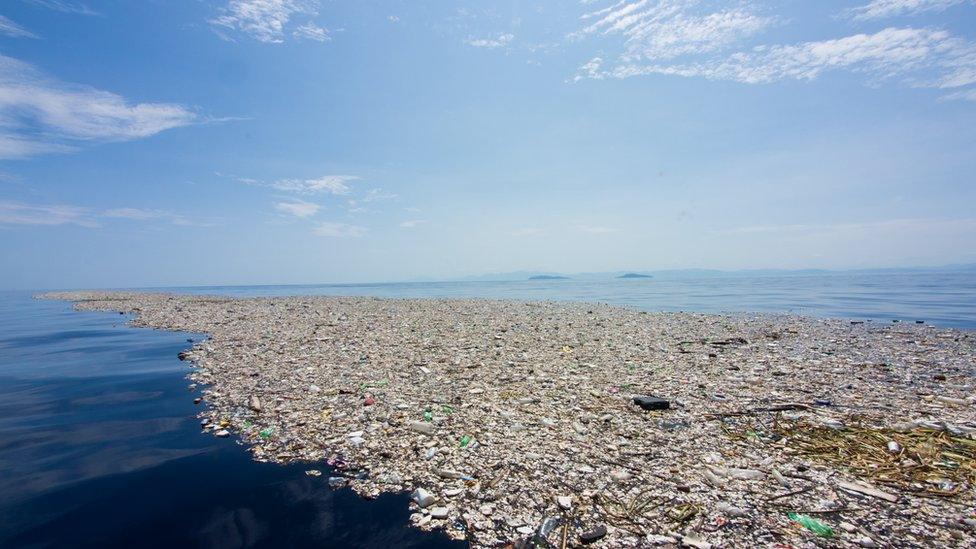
[42, 291, 976, 548]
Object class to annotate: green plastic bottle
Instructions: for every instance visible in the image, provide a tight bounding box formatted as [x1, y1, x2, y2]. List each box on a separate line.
[459, 435, 471, 448]
[788, 512, 834, 538]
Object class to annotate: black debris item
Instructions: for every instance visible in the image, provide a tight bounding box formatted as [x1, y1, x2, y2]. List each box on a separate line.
[177, 351, 189, 361]
[813, 399, 832, 406]
[579, 525, 608, 544]
[916, 320, 925, 324]
[633, 395, 670, 411]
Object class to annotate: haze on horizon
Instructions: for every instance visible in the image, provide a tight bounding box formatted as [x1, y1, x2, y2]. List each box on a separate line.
[1, 1, 975, 290]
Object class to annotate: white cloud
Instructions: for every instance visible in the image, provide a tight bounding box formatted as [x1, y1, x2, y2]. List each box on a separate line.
[362, 187, 397, 202]
[102, 207, 206, 226]
[274, 199, 320, 218]
[270, 175, 359, 194]
[0, 54, 198, 159]
[210, 0, 328, 43]
[573, 1, 773, 60]
[581, 27, 976, 95]
[0, 201, 98, 227]
[942, 87, 976, 101]
[0, 202, 209, 227]
[466, 33, 515, 49]
[399, 219, 426, 228]
[23, 0, 99, 16]
[844, 0, 969, 21]
[313, 221, 365, 237]
[293, 22, 329, 41]
[0, 15, 38, 38]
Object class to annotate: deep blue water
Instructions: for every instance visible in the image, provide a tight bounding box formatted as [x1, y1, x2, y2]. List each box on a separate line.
[0, 293, 463, 548]
[1, 272, 973, 547]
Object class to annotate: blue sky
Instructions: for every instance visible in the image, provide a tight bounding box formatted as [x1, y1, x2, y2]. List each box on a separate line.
[1, 0, 975, 289]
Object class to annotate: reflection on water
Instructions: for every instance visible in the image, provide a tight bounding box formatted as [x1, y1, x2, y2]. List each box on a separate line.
[0, 293, 463, 548]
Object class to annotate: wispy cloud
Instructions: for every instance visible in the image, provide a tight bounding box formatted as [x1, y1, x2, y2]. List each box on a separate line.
[573, 1, 773, 60]
[0, 54, 198, 159]
[843, 0, 970, 21]
[22, 0, 100, 16]
[270, 175, 359, 194]
[293, 22, 329, 42]
[0, 201, 98, 227]
[399, 219, 426, 228]
[0, 15, 38, 39]
[578, 26, 976, 98]
[362, 188, 397, 202]
[571, 3, 976, 102]
[942, 87, 976, 101]
[102, 207, 213, 226]
[313, 221, 365, 237]
[274, 199, 320, 218]
[210, 0, 328, 43]
[0, 202, 211, 228]
[466, 33, 515, 49]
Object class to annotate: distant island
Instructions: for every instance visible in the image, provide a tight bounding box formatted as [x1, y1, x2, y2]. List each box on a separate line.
[528, 275, 570, 280]
[617, 273, 653, 279]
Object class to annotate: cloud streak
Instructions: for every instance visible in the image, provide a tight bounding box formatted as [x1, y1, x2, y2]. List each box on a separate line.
[270, 175, 359, 194]
[0, 201, 98, 227]
[844, 0, 970, 21]
[1, 202, 210, 227]
[0, 15, 38, 39]
[466, 33, 514, 49]
[0, 54, 198, 159]
[23, 0, 99, 16]
[577, 26, 976, 100]
[573, 1, 773, 60]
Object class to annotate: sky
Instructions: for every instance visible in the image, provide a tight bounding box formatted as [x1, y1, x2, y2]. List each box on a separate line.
[1, 0, 975, 289]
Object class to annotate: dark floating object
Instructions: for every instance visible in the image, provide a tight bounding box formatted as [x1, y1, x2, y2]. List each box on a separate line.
[916, 320, 925, 324]
[186, 338, 194, 343]
[579, 525, 608, 544]
[633, 395, 670, 411]
[177, 351, 189, 361]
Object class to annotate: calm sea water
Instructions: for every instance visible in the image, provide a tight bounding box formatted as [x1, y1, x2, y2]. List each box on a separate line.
[1, 272, 974, 547]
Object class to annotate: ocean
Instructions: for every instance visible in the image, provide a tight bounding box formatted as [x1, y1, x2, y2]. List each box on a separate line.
[1, 271, 973, 547]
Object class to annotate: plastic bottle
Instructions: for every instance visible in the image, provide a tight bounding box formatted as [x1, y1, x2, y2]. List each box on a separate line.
[788, 512, 834, 537]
